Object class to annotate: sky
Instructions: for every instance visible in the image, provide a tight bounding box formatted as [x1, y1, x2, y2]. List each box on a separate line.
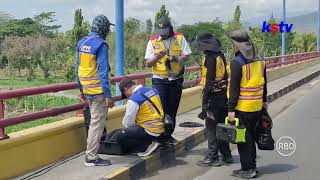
[0, 0, 318, 31]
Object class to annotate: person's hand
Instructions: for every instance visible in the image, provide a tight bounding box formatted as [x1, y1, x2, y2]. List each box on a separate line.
[155, 50, 167, 60]
[228, 112, 235, 122]
[263, 102, 268, 110]
[106, 98, 114, 108]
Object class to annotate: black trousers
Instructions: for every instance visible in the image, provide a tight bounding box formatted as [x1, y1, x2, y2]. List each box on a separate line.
[109, 126, 157, 153]
[205, 91, 231, 160]
[152, 78, 183, 141]
[236, 111, 260, 170]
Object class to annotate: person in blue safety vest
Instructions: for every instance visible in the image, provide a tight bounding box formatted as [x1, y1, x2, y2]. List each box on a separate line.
[144, 16, 192, 148]
[192, 31, 233, 167]
[108, 77, 165, 156]
[75, 14, 114, 167]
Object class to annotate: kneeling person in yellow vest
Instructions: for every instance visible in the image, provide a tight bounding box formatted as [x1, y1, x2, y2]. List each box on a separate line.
[109, 78, 165, 156]
[227, 30, 268, 179]
[76, 15, 114, 167]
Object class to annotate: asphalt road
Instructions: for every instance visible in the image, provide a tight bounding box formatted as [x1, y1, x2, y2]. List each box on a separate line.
[143, 76, 320, 180]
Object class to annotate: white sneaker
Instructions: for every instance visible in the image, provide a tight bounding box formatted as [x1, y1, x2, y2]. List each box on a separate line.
[137, 141, 159, 157]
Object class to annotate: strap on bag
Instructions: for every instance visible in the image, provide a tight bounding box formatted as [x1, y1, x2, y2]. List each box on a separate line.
[140, 92, 162, 117]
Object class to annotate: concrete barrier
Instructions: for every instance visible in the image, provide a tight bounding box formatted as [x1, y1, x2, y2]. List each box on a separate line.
[0, 58, 319, 180]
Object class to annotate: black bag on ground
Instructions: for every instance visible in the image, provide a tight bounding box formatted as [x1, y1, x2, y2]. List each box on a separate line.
[83, 107, 127, 155]
[256, 108, 275, 150]
[98, 129, 128, 155]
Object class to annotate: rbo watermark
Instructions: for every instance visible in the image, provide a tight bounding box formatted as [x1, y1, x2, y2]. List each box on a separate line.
[276, 136, 296, 157]
[261, 21, 293, 33]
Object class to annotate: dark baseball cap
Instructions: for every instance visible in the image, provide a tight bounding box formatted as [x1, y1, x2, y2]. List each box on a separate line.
[155, 16, 171, 35]
[119, 77, 135, 98]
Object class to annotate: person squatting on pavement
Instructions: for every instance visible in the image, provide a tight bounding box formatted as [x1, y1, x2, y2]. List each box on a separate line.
[76, 14, 114, 167]
[144, 16, 192, 147]
[108, 78, 165, 156]
[227, 30, 268, 179]
[192, 32, 233, 167]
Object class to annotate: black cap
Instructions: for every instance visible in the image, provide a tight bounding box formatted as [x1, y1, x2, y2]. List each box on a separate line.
[155, 16, 171, 35]
[119, 77, 135, 98]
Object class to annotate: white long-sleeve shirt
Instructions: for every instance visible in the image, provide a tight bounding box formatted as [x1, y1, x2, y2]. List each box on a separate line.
[122, 85, 160, 137]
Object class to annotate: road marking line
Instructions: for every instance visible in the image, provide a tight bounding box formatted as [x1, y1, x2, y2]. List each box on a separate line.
[310, 80, 319, 86]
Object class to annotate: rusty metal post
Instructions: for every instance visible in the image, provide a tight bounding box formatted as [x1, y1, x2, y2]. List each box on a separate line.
[0, 100, 8, 140]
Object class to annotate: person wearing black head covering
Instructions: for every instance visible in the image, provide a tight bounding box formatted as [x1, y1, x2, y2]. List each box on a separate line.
[75, 14, 114, 167]
[193, 31, 233, 167]
[227, 30, 268, 178]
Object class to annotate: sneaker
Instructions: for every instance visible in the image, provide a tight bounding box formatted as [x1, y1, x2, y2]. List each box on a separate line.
[137, 141, 159, 157]
[84, 157, 112, 167]
[222, 156, 234, 164]
[197, 157, 221, 167]
[231, 169, 257, 179]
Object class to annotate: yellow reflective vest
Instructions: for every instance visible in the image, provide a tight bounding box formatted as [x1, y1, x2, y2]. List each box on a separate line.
[77, 35, 106, 95]
[200, 55, 226, 87]
[130, 87, 165, 134]
[227, 57, 265, 112]
[150, 32, 184, 78]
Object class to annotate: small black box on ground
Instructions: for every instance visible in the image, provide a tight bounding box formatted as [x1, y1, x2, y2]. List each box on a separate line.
[99, 141, 127, 155]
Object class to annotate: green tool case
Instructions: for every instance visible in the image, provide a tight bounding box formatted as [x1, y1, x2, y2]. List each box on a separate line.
[216, 117, 246, 144]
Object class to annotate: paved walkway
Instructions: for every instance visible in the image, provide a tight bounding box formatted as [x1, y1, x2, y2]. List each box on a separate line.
[15, 63, 320, 180]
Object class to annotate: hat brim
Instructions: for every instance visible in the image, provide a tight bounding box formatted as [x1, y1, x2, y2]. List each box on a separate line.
[110, 23, 115, 26]
[156, 27, 170, 35]
[192, 40, 221, 52]
[230, 39, 255, 60]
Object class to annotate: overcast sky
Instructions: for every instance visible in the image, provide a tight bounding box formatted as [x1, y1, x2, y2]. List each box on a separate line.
[0, 0, 318, 31]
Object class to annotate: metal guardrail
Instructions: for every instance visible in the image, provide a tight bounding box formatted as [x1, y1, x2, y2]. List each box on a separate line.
[0, 51, 319, 140]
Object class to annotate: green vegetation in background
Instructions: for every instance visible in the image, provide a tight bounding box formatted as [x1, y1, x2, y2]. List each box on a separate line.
[5, 95, 78, 113]
[5, 117, 58, 134]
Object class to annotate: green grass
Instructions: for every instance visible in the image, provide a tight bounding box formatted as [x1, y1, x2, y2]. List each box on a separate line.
[0, 78, 66, 89]
[5, 117, 58, 134]
[5, 95, 79, 112]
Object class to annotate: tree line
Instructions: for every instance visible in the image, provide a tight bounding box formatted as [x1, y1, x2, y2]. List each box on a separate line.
[0, 5, 317, 82]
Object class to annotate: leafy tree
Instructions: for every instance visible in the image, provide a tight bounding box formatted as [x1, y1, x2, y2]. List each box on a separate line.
[33, 12, 61, 37]
[225, 5, 242, 33]
[146, 19, 153, 35]
[124, 17, 141, 33]
[70, 9, 90, 48]
[0, 18, 40, 38]
[154, 5, 170, 27]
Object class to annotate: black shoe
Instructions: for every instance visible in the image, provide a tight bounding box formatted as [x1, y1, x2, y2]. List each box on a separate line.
[222, 156, 234, 164]
[231, 169, 257, 179]
[197, 157, 221, 167]
[84, 157, 112, 167]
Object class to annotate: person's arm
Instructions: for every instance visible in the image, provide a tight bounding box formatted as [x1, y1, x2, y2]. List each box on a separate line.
[145, 40, 166, 67]
[228, 60, 242, 112]
[203, 54, 216, 97]
[122, 100, 140, 128]
[96, 43, 112, 98]
[263, 62, 268, 109]
[75, 49, 83, 92]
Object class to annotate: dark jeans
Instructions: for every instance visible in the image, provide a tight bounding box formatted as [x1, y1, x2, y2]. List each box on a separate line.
[109, 126, 157, 153]
[152, 78, 183, 141]
[205, 91, 231, 160]
[236, 111, 260, 170]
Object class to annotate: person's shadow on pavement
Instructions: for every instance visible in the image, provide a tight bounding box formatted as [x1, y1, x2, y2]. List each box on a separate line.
[258, 163, 297, 175]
